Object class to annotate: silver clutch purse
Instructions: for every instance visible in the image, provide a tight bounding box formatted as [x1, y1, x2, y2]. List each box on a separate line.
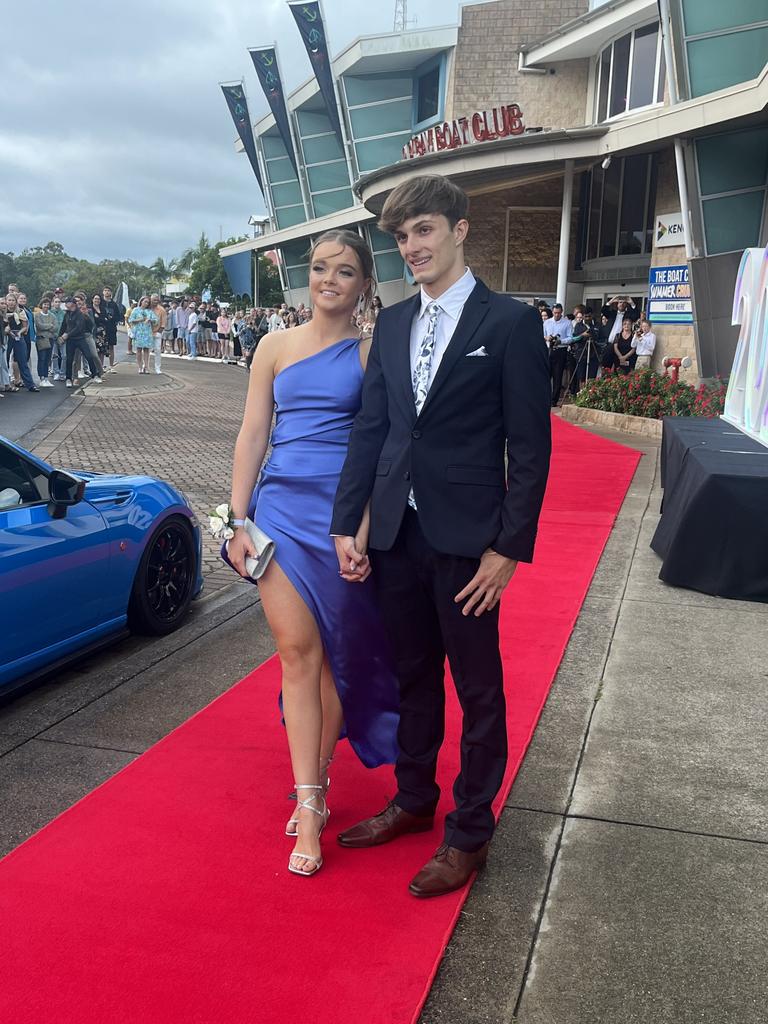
[227, 517, 275, 580]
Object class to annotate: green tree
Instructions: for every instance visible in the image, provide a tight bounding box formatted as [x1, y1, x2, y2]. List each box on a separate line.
[149, 257, 178, 291]
[188, 244, 233, 300]
[0, 233, 275, 307]
[256, 253, 283, 307]
[177, 232, 210, 275]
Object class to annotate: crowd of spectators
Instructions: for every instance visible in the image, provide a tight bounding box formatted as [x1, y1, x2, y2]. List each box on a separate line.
[1, 283, 121, 395]
[538, 295, 657, 407]
[128, 295, 384, 372]
[2, 283, 393, 396]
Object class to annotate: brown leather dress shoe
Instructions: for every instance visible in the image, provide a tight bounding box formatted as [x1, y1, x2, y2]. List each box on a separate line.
[408, 842, 489, 898]
[337, 800, 434, 848]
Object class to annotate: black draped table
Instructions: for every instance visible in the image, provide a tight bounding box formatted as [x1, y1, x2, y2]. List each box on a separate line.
[651, 417, 768, 602]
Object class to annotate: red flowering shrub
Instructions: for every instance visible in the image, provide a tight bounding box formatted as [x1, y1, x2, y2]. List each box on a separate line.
[574, 369, 726, 420]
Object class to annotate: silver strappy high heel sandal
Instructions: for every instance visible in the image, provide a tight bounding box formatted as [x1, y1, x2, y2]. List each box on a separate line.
[286, 756, 333, 837]
[288, 785, 329, 877]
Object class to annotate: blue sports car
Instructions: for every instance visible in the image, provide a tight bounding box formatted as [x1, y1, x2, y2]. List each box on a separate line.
[0, 435, 204, 698]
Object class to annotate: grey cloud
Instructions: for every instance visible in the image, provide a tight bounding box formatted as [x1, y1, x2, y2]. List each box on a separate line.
[2, 0, 457, 265]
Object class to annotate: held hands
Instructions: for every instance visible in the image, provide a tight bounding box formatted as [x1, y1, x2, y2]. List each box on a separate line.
[334, 535, 371, 583]
[455, 549, 518, 617]
[227, 525, 258, 579]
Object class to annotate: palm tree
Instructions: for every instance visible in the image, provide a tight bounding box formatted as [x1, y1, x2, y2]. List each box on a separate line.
[149, 256, 179, 289]
[176, 232, 210, 275]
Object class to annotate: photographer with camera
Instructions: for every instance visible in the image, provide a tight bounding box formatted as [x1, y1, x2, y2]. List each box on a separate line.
[568, 307, 599, 394]
[543, 302, 572, 406]
[632, 318, 656, 370]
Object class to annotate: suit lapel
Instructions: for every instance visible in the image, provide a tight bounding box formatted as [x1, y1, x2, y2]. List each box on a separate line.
[417, 280, 490, 420]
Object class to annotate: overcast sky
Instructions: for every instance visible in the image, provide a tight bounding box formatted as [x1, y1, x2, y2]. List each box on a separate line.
[2, 0, 462, 266]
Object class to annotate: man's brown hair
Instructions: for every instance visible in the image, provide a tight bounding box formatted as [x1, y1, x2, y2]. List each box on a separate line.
[378, 174, 469, 235]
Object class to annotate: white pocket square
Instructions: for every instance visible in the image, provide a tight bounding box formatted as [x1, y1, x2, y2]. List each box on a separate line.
[466, 346, 490, 357]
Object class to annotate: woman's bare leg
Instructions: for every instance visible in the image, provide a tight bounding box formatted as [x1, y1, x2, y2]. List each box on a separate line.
[320, 657, 343, 769]
[258, 560, 326, 872]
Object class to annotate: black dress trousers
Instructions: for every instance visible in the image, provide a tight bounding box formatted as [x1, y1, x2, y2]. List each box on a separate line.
[371, 509, 507, 853]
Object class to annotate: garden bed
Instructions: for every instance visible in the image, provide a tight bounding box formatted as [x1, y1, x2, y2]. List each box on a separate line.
[573, 369, 726, 421]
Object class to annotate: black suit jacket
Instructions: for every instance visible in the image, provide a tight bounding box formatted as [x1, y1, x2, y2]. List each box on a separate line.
[331, 280, 551, 562]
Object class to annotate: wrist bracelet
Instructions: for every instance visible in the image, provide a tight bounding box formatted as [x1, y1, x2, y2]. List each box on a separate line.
[232, 518, 246, 528]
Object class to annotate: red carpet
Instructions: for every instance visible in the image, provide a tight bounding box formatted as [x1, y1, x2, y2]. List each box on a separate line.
[0, 417, 640, 1024]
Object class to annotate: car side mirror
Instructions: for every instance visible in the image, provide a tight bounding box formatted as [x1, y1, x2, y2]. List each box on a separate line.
[48, 470, 86, 519]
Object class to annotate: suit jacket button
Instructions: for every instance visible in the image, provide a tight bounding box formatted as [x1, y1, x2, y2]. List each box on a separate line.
[411, 429, 421, 439]
[404, 471, 410, 480]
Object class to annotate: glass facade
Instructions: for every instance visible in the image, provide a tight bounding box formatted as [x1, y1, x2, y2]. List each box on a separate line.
[696, 126, 768, 254]
[295, 108, 353, 221]
[262, 132, 305, 231]
[595, 22, 665, 121]
[367, 225, 405, 283]
[253, 45, 449, 293]
[681, 0, 768, 97]
[416, 65, 440, 123]
[343, 73, 415, 174]
[281, 238, 311, 290]
[582, 155, 658, 261]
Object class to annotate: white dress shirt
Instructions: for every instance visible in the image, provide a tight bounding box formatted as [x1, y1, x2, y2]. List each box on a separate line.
[410, 267, 477, 391]
[543, 316, 573, 346]
[632, 330, 656, 357]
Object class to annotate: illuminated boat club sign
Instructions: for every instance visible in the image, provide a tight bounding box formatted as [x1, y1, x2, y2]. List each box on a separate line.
[402, 103, 525, 161]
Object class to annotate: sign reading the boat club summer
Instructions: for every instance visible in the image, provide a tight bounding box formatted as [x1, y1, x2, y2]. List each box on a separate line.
[402, 104, 525, 161]
[648, 265, 693, 324]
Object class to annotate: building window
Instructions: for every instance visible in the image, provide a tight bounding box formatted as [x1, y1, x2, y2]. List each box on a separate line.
[367, 224, 404, 283]
[343, 73, 415, 174]
[280, 238, 311, 291]
[583, 155, 658, 262]
[696, 126, 768, 254]
[294, 107, 354, 222]
[312, 188, 355, 217]
[681, 0, 768, 98]
[260, 131, 304, 229]
[416, 65, 440, 122]
[595, 22, 665, 122]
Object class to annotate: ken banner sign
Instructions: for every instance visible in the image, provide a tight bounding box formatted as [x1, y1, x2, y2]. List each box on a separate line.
[648, 265, 692, 324]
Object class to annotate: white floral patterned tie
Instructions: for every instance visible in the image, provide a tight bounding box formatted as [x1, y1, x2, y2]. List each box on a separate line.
[408, 302, 441, 510]
[412, 302, 441, 413]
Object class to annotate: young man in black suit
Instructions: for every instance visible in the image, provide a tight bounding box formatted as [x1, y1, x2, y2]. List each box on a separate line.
[331, 174, 551, 898]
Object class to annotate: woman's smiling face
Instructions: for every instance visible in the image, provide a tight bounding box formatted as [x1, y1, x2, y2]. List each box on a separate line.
[309, 243, 368, 316]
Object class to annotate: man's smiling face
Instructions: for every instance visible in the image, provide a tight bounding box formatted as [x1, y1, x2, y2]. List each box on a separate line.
[392, 213, 468, 296]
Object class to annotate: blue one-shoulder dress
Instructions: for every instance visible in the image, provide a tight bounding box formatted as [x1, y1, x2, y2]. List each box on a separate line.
[234, 337, 399, 769]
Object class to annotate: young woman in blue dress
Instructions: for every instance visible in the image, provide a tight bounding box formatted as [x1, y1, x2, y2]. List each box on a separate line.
[226, 231, 398, 878]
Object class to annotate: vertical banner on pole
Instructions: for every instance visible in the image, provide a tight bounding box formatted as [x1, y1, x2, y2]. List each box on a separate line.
[221, 250, 254, 300]
[248, 46, 300, 178]
[288, 1, 344, 145]
[220, 82, 264, 193]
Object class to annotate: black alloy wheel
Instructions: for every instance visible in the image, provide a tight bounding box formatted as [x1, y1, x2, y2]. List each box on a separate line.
[129, 516, 196, 635]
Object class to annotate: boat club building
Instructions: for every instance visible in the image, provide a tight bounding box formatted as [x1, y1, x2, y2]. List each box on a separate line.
[221, 0, 768, 378]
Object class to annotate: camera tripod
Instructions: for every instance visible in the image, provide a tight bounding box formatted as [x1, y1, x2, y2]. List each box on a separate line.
[557, 334, 601, 406]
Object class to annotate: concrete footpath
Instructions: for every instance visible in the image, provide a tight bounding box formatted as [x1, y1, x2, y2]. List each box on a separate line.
[422, 423, 768, 1024]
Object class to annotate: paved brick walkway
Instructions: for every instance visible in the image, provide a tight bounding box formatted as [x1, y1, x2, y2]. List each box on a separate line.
[31, 359, 250, 592]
